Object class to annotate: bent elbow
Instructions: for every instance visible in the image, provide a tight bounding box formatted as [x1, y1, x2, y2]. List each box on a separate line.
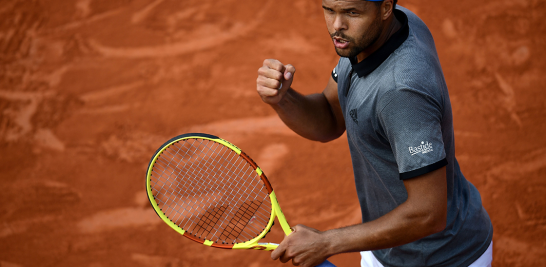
[318, 137, 336, 143]
[313, 132, 344, 143]
[318, 129, 345, 143]
[431, 215, 447, 234]
[425, 210, 447, 235]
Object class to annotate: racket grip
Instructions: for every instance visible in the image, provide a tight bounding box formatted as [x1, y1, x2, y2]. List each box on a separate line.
[316, 260, 336, 267]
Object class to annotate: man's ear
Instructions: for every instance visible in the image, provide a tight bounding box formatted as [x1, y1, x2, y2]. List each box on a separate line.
[381, 0, 394, 20]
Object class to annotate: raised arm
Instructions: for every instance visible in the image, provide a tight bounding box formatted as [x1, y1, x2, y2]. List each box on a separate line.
[256, 59, 345, 142]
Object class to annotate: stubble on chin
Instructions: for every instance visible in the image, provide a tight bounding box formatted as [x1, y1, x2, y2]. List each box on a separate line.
[330, 32, 358, 58]
[335, 46, 360, 59]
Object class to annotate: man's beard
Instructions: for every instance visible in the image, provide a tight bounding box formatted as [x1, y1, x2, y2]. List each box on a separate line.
[331, 14, 384, 59]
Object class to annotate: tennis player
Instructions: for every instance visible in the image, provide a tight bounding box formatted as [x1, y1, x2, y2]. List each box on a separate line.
[256, 0, 493, 266]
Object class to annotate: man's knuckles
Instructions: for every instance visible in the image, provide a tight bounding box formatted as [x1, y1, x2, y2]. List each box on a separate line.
[262, 70, 282, 81]
[257, 77, 281, 89]
[263, 59, 284, 71]
[257, 87, 279, 97]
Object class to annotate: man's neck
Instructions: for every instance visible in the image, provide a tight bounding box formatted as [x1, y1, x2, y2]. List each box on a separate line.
[356, 13, 402, 63]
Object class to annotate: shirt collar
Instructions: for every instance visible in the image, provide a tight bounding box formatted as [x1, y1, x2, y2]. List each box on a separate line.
[349, 9, 409, 77]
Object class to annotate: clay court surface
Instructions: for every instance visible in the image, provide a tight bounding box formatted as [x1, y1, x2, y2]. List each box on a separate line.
[1, 0, 545, 266]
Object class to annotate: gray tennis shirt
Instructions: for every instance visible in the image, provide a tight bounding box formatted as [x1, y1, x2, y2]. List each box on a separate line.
[333, 6, 493, 267]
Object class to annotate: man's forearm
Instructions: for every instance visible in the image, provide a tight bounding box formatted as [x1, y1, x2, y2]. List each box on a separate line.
[271, 88, 344, 142]
[324, 166, 448, 255]
[324, 199, 446, 255]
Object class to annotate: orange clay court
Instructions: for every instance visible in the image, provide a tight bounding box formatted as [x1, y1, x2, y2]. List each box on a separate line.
[0, 0, 545, 266]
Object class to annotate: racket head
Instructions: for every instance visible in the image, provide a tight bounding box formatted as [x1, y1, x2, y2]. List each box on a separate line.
[146, 133, 287, 249]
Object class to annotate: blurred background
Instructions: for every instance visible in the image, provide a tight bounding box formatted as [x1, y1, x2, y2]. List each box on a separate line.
[0, 0, 545, 266]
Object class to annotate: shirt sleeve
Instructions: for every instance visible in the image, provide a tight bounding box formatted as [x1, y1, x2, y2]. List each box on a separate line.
[378, 88, 447, 180]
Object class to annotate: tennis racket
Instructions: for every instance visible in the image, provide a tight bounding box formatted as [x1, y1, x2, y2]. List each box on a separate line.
[146, 133, 335, 267]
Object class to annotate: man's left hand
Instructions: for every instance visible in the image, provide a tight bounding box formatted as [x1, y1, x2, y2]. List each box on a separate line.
[271, 224, 332, 267]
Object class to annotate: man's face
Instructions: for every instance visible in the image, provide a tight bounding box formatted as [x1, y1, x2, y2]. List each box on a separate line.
[322, 0, 384, 58]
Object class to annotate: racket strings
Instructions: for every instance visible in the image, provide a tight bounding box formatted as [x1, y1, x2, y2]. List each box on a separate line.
[153, 139, 219, 220]
[150, 138, 272, 244]
[154, 139, 235, 230]
[180, 141, 269, 242]
[221, 200, 259, 240]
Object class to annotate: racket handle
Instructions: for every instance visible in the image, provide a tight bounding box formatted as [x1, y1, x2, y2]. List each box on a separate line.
[316, 260, 336, 267]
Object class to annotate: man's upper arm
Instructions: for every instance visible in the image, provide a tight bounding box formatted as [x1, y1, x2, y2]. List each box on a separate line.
[402, 166, 447, 233]
[378, 89, 447, 179]
[379, 88, 449, 232]
[322, 75, 345, 138]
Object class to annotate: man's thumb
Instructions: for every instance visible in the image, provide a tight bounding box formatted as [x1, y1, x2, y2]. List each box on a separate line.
[284, 71, 292, 80]
[284, 64, 296, 80]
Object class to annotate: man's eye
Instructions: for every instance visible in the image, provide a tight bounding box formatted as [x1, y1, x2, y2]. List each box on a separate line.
[348, 11, 359, 15]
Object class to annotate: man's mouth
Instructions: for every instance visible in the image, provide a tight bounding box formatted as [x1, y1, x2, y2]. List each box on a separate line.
[333, 38, 350, 49]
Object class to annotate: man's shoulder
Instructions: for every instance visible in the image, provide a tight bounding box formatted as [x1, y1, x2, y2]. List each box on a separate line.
[394, 6, 439, 63]
[389, 9, 446, 97]
[397, 6, 434, 42]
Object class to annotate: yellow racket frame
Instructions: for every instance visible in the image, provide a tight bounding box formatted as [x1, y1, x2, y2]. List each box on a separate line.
[146, 133, 292, 251]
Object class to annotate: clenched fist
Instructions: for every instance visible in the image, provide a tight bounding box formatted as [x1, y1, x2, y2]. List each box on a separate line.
[256, 59, 296, 105]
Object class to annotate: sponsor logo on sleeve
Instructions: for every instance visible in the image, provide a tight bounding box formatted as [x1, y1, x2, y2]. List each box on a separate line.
[409, 141, 433, 155]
